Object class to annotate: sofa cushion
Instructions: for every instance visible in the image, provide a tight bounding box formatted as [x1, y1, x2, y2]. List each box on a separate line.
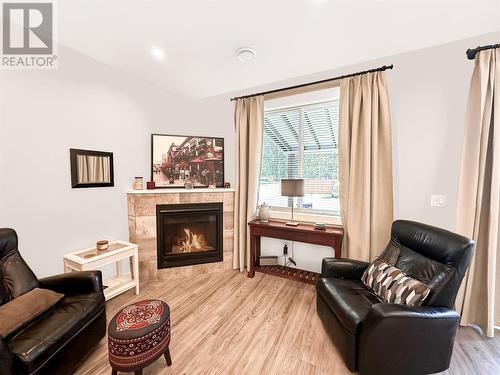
[317, 278, 382, 335]
[362, 260, 431, 306]
[7, 292, 105, 374]
[0, 288, 64, 337]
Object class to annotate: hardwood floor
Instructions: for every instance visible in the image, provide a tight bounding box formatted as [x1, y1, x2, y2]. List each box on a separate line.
[76, 270, 500, 375]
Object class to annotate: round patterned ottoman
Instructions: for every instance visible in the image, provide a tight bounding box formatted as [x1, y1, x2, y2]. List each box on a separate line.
[108, 299, 172, 375]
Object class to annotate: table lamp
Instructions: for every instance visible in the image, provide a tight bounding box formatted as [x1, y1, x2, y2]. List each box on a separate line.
[281, 179, 304, 226]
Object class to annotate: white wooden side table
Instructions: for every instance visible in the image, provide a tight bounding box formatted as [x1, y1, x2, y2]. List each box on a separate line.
[63, 240, 139, 301]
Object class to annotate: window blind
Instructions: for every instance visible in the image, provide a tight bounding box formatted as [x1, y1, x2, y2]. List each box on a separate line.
[259, 100, 340, 215]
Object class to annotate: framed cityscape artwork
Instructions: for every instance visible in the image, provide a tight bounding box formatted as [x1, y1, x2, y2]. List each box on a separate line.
[151, 134, 224, 188]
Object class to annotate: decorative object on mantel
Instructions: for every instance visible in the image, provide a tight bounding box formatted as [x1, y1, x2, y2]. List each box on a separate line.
[257, 202, 270, 223]
[147, 181, 156, 190]
[224, 182, 231, 188]
[151, 134, 225, 189]
[184, 180, 194, 189]
[96, 240, 109, 251]
[133, 177, 143, 190]
[208, 184, 216, 189]
[314, 223, 326, 230]
[70, 148, 114, 188]
[281, 179, 304, 226]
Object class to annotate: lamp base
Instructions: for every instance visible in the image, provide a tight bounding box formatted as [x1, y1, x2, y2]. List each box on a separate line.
[285, 221, 300, 227]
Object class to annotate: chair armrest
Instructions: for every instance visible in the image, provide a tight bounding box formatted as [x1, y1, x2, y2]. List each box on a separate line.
[320, 258, 369, 279]
[0, 335, 15, 375]
[359, 304, 460, 374]
[39, 271, 103, 296]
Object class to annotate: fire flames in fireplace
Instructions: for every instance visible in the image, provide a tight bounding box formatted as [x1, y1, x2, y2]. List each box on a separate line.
[173, 228, 215, 253]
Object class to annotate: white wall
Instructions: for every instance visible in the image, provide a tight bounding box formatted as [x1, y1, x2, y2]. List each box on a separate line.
[193, 32, 500, 273]
[2, 32, 499, 277]
[0, 46, 200, 277]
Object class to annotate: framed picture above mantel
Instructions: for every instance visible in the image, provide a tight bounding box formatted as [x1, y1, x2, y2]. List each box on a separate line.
[151, 134, 224, 188]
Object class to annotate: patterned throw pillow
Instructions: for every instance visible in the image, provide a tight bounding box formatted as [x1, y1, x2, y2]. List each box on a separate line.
[361, 260, 431, 306]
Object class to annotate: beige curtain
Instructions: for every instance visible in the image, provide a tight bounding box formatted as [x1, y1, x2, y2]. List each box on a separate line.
[455, 49, 499, 338]
[339, 71, 394, 261]
[233, 96, 264, 271]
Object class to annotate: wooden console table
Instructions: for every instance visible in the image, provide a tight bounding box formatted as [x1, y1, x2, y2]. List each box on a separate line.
[248, 220, 343, 284]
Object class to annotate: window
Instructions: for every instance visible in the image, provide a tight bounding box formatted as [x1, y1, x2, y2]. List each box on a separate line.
[258, 98, 340, 216]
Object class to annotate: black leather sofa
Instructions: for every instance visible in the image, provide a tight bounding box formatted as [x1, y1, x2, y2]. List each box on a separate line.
[0, 228, 106, 375]
[317, 220, 475, 375]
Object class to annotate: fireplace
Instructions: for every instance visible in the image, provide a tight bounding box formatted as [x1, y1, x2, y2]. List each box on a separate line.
[156, 202, 223, 268]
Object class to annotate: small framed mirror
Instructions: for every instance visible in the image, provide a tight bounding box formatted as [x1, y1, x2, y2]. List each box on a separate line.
[70, 148, 114, 188]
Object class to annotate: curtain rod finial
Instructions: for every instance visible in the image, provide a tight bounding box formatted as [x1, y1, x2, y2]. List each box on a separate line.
[466, 49, 476, 60]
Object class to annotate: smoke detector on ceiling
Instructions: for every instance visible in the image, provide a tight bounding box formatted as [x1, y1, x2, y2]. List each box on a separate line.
[150, 46, 166, 61]
[236, 47, 256, 62]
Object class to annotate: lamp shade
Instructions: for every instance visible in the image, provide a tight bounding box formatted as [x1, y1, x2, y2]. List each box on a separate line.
[281, 179, 304, 197]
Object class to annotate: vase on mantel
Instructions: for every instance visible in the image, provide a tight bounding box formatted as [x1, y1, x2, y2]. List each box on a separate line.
[133, 177, 143, 190]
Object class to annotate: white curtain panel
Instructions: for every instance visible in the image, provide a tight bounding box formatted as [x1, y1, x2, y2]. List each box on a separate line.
[456, 48, 499, 337]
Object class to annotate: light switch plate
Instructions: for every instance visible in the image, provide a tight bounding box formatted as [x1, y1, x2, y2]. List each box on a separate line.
[431, 195, 447, 207]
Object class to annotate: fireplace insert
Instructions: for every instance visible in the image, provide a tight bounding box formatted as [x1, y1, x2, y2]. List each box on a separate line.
[156, 202, 223, 268]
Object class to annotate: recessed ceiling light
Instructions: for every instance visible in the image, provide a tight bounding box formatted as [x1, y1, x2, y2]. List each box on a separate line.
[236, 47, 256, 62]
[150, 46, 166, 61]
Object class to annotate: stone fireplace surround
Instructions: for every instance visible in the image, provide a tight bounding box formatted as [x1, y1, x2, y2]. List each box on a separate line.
[128, 189, 234, 282]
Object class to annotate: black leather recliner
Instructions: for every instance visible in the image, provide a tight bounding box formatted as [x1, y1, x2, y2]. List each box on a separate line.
[0, 228, 106, 375]
[317, 220, 475, 375]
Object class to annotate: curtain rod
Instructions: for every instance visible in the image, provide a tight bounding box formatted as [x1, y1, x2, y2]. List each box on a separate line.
[466, 44, 500, 60]
[230, 64, 394, 102]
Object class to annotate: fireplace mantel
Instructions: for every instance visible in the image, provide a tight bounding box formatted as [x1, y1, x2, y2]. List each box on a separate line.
[127, 188, 235, 194]
[127, 189, 234, 282]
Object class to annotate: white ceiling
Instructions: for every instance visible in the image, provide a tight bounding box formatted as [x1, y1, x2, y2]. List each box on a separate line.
[59, 0, 500, 99]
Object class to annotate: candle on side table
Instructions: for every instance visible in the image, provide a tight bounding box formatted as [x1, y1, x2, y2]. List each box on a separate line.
[96, 240, 109, 251]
